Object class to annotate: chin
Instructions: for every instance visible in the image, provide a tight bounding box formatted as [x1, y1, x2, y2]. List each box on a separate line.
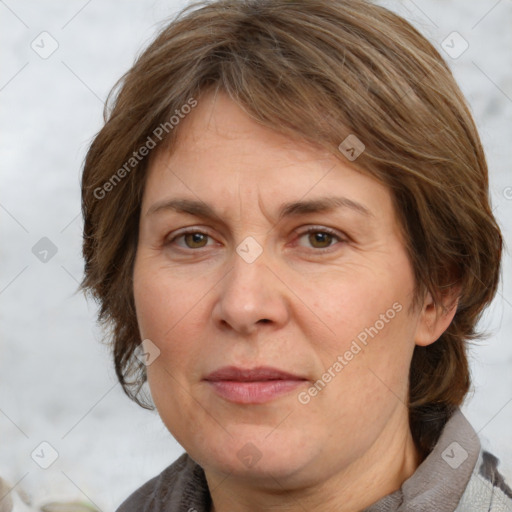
[185, 425, 321, 484]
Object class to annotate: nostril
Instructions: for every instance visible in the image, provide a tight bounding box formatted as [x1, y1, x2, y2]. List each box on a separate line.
[258, 319, 271, 324]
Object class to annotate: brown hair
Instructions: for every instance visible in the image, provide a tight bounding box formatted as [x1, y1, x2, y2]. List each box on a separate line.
[81, 0, 502, 456]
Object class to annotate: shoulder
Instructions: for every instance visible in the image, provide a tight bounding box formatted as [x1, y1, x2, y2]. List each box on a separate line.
[457, 450, 512, 512]
[115, 453, 211, 512]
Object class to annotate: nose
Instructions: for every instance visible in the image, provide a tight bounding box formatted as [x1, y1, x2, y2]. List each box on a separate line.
[211, 250, 290, 336]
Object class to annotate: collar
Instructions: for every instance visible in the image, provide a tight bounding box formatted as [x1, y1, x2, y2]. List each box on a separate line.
[363, 408, 480, 511]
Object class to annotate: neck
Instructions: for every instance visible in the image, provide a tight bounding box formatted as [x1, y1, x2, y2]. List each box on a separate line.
[205, 412, 422, 512]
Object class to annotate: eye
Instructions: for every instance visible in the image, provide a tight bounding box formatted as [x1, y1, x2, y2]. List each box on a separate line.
[168, 230, 214, 249]
[296, 227, 345, 250]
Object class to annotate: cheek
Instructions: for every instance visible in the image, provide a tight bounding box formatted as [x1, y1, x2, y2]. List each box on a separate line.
[133, 265, 204, 420]
[301, 261, 417, 394]
[134, 252, 199, 330]
[306, 273, 408, 347]
[133, 261, 203, 366]
[133, 268, 167, 341]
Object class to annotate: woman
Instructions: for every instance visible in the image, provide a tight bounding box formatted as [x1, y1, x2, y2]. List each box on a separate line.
[81, 0, 511, 510]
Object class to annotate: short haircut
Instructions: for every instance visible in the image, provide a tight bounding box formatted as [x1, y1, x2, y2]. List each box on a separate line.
[81, 0, 503, 456]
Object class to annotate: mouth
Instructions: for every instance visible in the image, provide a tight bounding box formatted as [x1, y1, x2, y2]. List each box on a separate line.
[203, 366, 308, 404]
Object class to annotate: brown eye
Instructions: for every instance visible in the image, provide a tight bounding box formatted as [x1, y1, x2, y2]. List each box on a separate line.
[183, 232, 209, 248]
[295, 227, 345, 251]
[307, 231, 334, 249]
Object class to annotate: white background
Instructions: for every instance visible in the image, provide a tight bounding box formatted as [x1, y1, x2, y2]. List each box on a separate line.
[1, 0, 511, 510]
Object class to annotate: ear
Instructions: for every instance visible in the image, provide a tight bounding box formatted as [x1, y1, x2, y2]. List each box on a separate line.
[414, 286, 460, 347]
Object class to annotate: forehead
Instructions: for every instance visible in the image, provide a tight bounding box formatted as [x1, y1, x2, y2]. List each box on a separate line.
[161, 91, 335, 175]
[142, 91, 394, 222]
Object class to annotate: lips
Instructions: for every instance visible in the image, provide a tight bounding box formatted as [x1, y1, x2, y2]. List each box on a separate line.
[205, 366, 305, 382]
[204, 366, 307, 404]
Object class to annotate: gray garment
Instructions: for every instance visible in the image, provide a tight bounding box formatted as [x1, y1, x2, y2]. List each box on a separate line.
[363, 409, 512, 512]
[116, 409, 512, 512]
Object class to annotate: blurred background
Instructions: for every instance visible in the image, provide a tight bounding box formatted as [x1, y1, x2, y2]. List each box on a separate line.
[1, 0, 511, 510]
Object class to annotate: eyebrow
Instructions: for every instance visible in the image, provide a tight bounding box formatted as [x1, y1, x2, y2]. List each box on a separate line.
[145, 196, 373, 221]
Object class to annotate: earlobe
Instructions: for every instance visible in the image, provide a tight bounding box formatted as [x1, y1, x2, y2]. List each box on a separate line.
[414, 288, 460, 347]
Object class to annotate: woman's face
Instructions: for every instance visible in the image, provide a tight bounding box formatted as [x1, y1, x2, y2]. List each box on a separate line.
[133, 91, 441, 488]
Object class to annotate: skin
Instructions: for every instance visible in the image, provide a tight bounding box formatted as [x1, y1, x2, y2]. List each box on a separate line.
[133, 90, 457, 512]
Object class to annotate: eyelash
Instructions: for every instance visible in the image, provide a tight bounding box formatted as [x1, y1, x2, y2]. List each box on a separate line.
[166, 226, 346, 253]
